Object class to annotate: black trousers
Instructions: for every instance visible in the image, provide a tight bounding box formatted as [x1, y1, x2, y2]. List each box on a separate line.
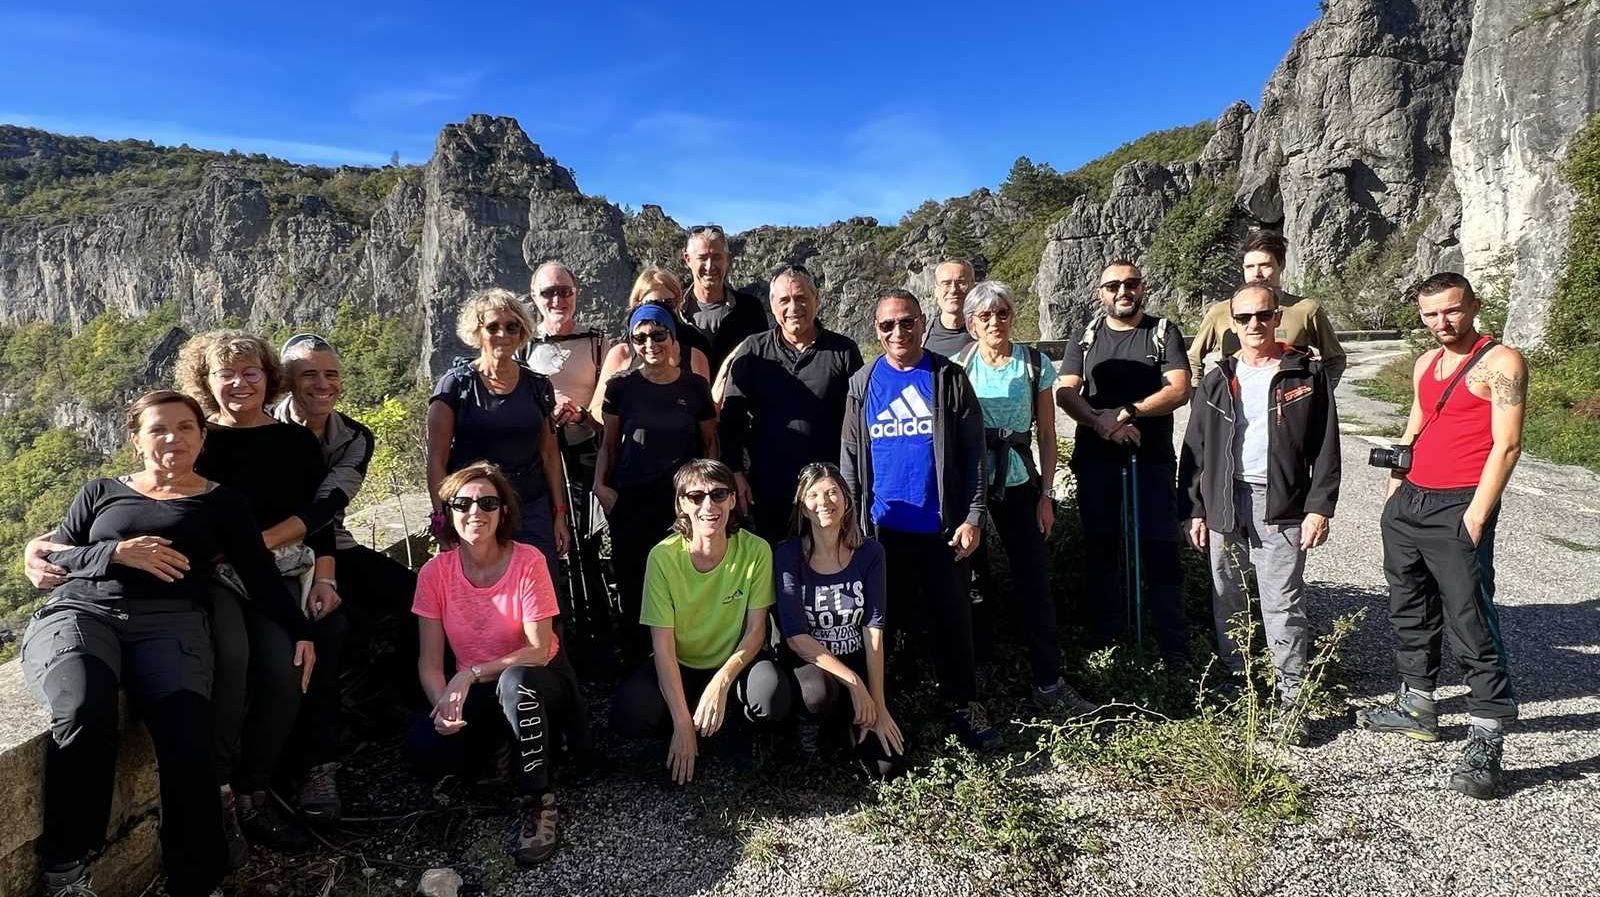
[607, 477, 677, 666]
[878, 527, 977, 708]
[404, 661, 578, 796]
[332, 542, 421, 703]
[210, 583, 350, 791]
[1381, 480, 1515, 720]
[609, 655, 792, 738]
[791, 656, 904, 777]
[1071, 455, 1188, 665]
[987, 482, 1062, 688]
[22, 599, 225, 897]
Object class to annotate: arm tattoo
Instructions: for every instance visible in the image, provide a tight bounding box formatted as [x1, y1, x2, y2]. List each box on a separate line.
[1488, 369, 1527, 408]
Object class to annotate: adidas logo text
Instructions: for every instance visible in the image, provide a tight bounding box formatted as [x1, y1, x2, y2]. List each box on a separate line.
[870, 384, 933, 439]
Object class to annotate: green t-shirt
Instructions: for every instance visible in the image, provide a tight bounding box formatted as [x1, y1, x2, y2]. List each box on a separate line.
[640, 529, 775, 669]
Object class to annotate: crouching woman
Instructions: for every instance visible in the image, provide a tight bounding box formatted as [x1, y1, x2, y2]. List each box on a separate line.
[406, 461, 584, 866]
[610, 459, 792, 784]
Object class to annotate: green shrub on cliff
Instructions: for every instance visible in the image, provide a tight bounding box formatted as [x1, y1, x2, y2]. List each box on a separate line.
[1143, 177, 1243, 322]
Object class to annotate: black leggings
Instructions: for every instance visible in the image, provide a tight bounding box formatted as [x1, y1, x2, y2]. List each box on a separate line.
[791, 660, 905, 777]
[22, 600, 225, 897]
[607, 477, 677, 666]
[609, 655, 792, 738]
[404, 661, 579, 796]
[989, 482, 1062, 688]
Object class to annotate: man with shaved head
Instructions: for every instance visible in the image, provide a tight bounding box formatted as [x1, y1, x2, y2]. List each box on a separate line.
[682, 225, 769, 373]
[1178, 282, 1341, 744]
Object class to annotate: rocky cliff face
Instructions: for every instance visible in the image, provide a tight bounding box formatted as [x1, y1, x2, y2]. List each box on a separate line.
[1452, 0, 1600, 346]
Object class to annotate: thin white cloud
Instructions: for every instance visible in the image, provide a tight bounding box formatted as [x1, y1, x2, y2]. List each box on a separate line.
[0, 112, 395, 168]
[350, 70, 488, 121]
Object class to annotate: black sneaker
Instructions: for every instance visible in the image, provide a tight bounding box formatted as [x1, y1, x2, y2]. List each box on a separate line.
[41, 864, 96, 897]
[1031, 677, 1099, 716]
[796, 720, 821, 760]
[949, 702, 1004, 753]
[238, 789, 311, 852]
[297, 761, 342, 822]
[220, 786, 249, 870]
[1356, 687, 1440, 742]
[512, 792, 560, 866]
[1450, 725, 1505, 800]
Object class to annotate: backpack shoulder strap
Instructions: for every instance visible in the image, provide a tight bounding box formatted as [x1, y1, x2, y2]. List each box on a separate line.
[1150, 316, 1171, 358]
[953, 343, 979, 368]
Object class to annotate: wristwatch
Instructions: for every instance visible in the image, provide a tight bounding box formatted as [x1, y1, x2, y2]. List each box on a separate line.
[1120, 404, 1139, 421]
[469, 664, 483, 683]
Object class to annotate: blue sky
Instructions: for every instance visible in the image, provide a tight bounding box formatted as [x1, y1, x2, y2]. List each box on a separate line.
[1, 1, 1319, 231]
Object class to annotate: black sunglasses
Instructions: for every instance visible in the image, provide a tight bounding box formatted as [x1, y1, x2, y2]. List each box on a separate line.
[876, 316, 920, 334]
[1099, 278, 1144, 293]
[975, 308, 1013, 323]
[688, 224, 725, 236]
[445, 495, 504, 512]
[484, 320, 523, 335]
[681, 487, 735, 504]
[537, 285, 575, 299]
[1231, 310, 1280, 325]
[630, 329, 671, 345]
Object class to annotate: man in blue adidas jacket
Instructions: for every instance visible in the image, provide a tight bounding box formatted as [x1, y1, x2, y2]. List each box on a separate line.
[840, 289, 999, 752]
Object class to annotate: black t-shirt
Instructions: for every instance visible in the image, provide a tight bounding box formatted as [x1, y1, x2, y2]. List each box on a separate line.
[195, 420, 334, 556]
[1061, 316, 1190, 465]
[601, 370, 716, 487]
[46, 477, 310, 639]
[688, 288, 769, 373]
[720, 328, 862, 497]
[430, 363, 556, 502]
[923, 317, 974, 359]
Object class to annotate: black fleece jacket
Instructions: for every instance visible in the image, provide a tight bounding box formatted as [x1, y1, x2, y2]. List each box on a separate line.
[840, 352, 987, 538]
[1177, 346, 1341, 532]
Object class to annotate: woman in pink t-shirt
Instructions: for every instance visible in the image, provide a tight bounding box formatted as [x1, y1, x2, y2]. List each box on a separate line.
[405, 461, 582, 866]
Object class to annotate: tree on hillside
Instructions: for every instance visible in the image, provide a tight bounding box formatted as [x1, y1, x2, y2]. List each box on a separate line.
[944, 209, 981, 261]
[1000, 156, 1084, 218]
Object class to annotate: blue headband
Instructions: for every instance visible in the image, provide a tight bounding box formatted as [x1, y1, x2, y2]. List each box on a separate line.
[628, 303, 678, 337]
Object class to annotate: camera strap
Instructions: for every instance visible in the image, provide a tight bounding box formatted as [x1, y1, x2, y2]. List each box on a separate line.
[1410, 337, 1500, 445]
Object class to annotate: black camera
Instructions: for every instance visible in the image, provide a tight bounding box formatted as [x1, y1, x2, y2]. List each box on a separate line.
[1368, 444, 1413, 473]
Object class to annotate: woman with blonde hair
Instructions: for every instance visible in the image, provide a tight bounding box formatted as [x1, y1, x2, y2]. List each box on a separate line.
[174, 329, 344, 855]
[407, 461, 585, 866]
[590, 266, 713, 423]
[775, 462, 903, 776]
[426, 288, 570, 578]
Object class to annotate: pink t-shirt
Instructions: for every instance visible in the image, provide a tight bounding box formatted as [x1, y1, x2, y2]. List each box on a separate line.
[411, 542, 561, 670]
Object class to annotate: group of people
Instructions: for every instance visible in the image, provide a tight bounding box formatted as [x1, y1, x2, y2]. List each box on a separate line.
[15, 224, 1527, 897]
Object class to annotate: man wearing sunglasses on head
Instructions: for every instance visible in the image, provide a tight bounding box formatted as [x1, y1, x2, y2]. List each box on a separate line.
[1057, 260, 1193, 667]
[682, 225, 770, 375]
[839, 290, 999, 752]
[1177, 283, 1340, 744]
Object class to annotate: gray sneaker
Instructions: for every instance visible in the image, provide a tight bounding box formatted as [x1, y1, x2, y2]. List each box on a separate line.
[297, 761, 342, 822]
[42, 865, 96, 897]
[1449, 725, 1505, 800]
[1032, 677, 1099, 716]
[1356, 686, 1440, 743]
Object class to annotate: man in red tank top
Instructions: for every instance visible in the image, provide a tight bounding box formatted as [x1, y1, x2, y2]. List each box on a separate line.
[1357, 273, 1528, 800]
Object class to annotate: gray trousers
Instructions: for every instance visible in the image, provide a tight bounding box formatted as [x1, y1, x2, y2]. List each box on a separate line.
[1208, 481, 1309, 696]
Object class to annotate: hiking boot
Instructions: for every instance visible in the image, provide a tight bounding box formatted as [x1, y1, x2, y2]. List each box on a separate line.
[1032, 677, 1099, 716]
[949, 702, 1004, 753]
[1356, 687, 1440, 742]
[796, 720, 821, 760]
[1449, 725, 1505, 800]
[297, 761, 342, 822]
[220, 785, 249, 870]
[238, 789, 311, 852]
[42, 864, 96, 897]
[512, 792, 560, 866]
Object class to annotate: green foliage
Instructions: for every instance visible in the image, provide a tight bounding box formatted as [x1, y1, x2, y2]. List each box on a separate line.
[941, 208, 980, 261]
[0, 426, 107, 641]
[1070, 122, 1215, 200]
[1296, 214, 1431, 330]
[346, 388, 430, 505]
[1546, 113, 1600, 351]
[1000, 156, 1088, 219]
[267, 302, 422, 409]
[0, 303, 181, 413]
[1143, 177, 1244, 322]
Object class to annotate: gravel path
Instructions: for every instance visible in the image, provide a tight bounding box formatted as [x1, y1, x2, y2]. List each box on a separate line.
[319, 341, 1597, 897]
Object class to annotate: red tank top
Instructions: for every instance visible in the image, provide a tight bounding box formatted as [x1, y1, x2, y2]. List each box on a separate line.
[1409, 334, 1495, 489]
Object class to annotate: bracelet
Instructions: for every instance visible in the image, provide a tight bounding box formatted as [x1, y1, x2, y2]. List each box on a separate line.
[314, 578, 338, 588]
[554, 504, 569, 515]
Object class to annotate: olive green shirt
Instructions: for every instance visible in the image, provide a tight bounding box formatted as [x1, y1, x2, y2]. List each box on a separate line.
[1187, 292, 1347, 385]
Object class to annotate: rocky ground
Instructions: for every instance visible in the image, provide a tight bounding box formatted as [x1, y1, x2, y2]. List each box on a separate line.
[246, 340, 1597, 897]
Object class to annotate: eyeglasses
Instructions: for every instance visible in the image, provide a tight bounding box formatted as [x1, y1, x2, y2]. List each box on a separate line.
[445, 495, 504, 513]
[975, 308, 1013, 323]
[688, 224, 725, 237]
[681, 487, 735, 505]
[1099, 278, 1144, 294]
[876, 316, 921, 334]
[282, 332, 332, 353]
[630, 329, 671, 345]
[1231, 310, 1280, 325]
[537, 285, 575, 300]
[484, 320, 523, 336]
[211, 367, 265, 384]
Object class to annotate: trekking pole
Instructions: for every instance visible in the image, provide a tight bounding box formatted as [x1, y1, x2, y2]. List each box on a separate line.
[557, 439, 593, 638]
[1121, 462, 1133, 639]
[1130, 452, 1144, 647]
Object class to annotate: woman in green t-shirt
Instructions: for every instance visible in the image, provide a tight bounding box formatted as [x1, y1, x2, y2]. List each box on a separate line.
[609, 459, 792, 784]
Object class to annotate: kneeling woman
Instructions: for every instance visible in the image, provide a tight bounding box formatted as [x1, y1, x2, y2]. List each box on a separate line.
[610, 459, 791, 784]
[776, 463, 904, 776]
[23, 391, 307, 897]
[407, 462, 583, 866]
